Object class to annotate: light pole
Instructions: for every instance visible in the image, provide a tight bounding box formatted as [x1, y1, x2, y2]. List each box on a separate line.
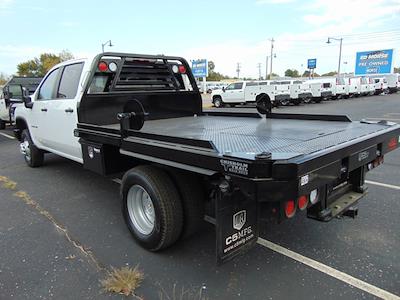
[265, 53, 276, 79]
[326, 37, 343, 78]
[101, 40, 113, 52]
[269, 38, 275, 79]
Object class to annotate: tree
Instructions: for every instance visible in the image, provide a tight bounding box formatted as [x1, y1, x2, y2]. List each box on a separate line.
[17, 50, 74, 77]
[267, 73, 279, 79]
[302, 70, 320, 77]
[322, 71, 337, 76]
[284, 69, 300, 77]
[206, 60, 230, 81]
[394, 67, 400, 73]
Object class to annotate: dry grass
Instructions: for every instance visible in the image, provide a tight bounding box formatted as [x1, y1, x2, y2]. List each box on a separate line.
[101, 266, 144, 297]
[0, 176, 17, 190]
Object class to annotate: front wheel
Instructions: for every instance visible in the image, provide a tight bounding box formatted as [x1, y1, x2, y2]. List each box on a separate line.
[213, 97, 224, 108]
[121, 165, 183, 251]
[20, 129, 44, 167]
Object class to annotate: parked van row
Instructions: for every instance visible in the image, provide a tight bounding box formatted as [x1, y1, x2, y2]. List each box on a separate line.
[211, 73, 400, 108]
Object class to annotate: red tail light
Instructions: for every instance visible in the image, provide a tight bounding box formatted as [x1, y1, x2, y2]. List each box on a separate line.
[388, 137, 398, 150]
[298, 195, 308, 211]
[98, 61, 108, 72]
[285, 200, 296, 218]
[178, 65, 186, 74]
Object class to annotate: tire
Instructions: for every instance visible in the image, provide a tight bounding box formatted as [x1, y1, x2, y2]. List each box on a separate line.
[303, 97, 312, 104]
[314, 98, 322, 103]
[21, 129, 44, 168]
[228, 104, 236, 108]
[213, 97, 224, 108]
[280, 99, 290, 106]
[121, 165, 183, 251]
[169, 170, 205, 239]
[0, 120, 5, 130]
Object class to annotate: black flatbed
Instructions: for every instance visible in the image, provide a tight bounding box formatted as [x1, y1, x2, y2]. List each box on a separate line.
[100, 115, 392, 160]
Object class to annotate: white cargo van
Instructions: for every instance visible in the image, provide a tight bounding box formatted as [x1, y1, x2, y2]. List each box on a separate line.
[384, 74, 400, 93]
[348, 77, 361, 97]
[371, 77, 389, 95]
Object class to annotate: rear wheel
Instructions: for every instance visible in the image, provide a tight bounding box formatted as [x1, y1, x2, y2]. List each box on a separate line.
[213, 97, 224, 108]
[20, 129, 44, 167]
[314, 97, 322, 103]
[303, 97, 312, 104]
[121, 165, 183, 251]
[280, 99, 290, 106]
[0, 120, 5, 130]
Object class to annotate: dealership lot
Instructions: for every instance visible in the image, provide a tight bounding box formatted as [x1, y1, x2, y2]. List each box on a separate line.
[0, 94, 399, 299]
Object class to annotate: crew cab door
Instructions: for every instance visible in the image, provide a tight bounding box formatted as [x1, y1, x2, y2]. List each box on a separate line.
[223, 82, 244, 103]
[34, 63, 84, 161]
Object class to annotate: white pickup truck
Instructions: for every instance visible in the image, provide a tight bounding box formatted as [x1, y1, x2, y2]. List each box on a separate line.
[211, 81, 290, 108]
[0, 91, 8, 129]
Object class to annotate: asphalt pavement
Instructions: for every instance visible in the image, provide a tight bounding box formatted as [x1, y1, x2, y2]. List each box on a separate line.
[0, 93, 399, 299]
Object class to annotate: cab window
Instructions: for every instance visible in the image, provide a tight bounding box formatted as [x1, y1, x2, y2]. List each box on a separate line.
[57, 63, 84, 99]
[233, 82, 243, 89]
[38, 68, 61, 100]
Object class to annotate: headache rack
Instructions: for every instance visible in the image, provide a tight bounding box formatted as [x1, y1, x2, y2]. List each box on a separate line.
[86, 52, 198, 93]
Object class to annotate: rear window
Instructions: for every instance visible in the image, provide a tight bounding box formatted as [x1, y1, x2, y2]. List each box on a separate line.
[57, 63, 84, 99]
[246, 82, 258, 87]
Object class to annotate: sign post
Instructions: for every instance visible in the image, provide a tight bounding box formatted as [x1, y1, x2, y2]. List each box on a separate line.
[191, 59, 208, 93]
[355, 49, 394, 75]
[307, 58, 317, 79]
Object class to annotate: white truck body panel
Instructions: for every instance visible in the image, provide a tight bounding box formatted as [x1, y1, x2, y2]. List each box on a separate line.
[14, 57, 92, 163]
[0, 92, 8, 122]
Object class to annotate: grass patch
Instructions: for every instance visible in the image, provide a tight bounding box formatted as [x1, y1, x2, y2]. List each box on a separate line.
[101, 266, 144, 297]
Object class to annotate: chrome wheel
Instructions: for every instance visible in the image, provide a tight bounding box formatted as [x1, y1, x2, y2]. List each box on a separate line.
[127, 185, 155, 235]
[20, 138, 31, 162]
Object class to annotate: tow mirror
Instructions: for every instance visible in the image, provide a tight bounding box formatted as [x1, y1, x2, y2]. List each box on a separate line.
[22, 87, 33, 109]
[222, 87, 225, 92]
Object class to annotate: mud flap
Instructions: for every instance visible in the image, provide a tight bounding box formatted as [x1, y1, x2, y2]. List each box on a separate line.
[215, 190, 259, 264]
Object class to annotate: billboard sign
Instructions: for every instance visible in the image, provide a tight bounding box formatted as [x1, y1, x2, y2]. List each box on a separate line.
[191, 59, 208, 77]
[307, 58, 317, 69]
[355, 49, 393, 75]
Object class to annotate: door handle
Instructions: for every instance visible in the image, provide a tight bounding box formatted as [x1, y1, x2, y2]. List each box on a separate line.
[41, 108, 47, 112]
[65, 108, 74, 113]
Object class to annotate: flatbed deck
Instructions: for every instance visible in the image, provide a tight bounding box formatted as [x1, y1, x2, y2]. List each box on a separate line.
[100, 115, 391, 160]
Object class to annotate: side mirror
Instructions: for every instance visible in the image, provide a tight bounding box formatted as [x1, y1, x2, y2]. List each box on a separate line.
[22, 87, 33, 109]
[222, 87, 225, 92]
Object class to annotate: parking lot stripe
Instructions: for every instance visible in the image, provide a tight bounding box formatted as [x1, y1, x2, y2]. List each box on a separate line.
[257, 238, 400, 300]
[0, 132, 16, 140]
[366, 180, 400, 191]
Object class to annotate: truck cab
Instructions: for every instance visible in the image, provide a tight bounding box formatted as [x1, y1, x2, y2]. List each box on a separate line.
[14, 58, 89, 162]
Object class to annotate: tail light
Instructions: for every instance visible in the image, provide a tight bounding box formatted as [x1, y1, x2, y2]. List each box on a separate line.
[98, 61, 108, 72]
[285, 200, 296, 218]
[388, 137, 398, 150]
[298, 195, 308, 210]
[178, 65, 186, 74]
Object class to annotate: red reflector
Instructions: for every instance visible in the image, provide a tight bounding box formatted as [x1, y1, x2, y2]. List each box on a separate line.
[285, 200, 296, 218]
[298, 195, 308, 210]
[388, 137, 398, 150]
[98, 61, 108, 72]
[178, 65, 186, 74]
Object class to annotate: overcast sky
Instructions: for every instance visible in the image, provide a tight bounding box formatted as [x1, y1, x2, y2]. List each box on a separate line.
[0, 0, 399, 78]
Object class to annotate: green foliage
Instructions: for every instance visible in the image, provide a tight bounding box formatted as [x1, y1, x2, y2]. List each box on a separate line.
[302, 70, 320, 77]
[17, 50, 74, 77]
[267, 73, 279, 79]
[206, 60, 231, 81]
[394, 67, 400, 73]
[284, 69, 300, 77]
[321, 71, 337, 76]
